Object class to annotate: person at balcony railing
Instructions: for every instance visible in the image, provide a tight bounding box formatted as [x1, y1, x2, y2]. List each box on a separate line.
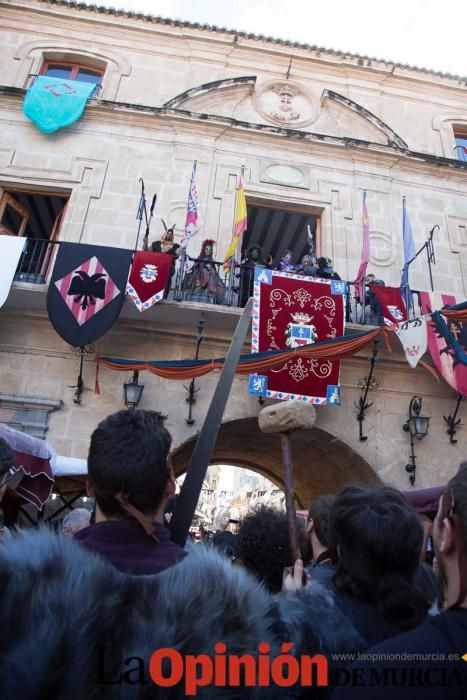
[183, 238, 225, 304]
[276, 248, 296, 273]
[296, 253, 318, 277]
[316, 256, 341, 280]
[362, 273, 385, 325]
[239, 244, 270, 306]
[149, 222, 180, 298]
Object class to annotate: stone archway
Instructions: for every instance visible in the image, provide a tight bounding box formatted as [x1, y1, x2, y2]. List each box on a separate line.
[172, 417, 381, 508]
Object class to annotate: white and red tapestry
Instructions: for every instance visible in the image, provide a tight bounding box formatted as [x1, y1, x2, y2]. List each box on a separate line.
[252, 270, 345, 404]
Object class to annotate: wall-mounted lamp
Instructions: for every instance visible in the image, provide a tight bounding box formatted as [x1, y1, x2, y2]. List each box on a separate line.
[123, 371, 144, 410]
[403, 396, 430, 485]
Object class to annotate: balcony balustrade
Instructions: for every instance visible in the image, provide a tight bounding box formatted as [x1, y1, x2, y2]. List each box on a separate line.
[10, 238, 406, 327]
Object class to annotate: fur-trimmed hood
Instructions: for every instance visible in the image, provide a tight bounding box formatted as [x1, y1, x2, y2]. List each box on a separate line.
[0, 529, 363, 698]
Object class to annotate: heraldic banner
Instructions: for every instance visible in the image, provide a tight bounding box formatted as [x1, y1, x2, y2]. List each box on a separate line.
[127, 251, 172, 311]
[371, 285, 407, 325]
[252, 269, 346, 404]
[419, 292, 467, 396]
[47, 242, 133, 347]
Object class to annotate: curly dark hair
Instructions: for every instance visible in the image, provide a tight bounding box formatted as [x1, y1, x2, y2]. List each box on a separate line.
[329, 486, 430, 630]
[237, 505, 312, 594]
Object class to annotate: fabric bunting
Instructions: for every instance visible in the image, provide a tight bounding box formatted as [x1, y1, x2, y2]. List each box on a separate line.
[96, 301, 467, 385]
[23, 76, 95, 134]
[97, 327, 381, 381]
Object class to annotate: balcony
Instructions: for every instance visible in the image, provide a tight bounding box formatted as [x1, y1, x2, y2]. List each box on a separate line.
[6, 238, 392, 337]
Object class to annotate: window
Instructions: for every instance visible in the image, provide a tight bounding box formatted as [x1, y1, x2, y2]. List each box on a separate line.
[454, 131, 467, 162]
[41, 61, 102, 96]
[242, 202, 320, 268]
[0, 188, 69, 282]
[0, 393, 62, 439]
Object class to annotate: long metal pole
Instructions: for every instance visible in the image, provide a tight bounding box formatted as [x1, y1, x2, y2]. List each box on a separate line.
[170, 298, 253, 546]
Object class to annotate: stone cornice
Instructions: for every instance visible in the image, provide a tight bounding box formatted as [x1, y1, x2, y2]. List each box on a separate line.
[2, 85, 467, 180]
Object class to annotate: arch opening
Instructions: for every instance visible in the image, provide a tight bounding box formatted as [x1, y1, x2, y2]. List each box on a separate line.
[172, 417, 381, 509]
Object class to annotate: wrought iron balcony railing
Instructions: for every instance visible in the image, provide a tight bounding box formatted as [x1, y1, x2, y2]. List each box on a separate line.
[12, 238, 404, 326]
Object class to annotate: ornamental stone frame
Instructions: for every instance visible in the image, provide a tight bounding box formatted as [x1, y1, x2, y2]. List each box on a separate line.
[12, 39, 131, 101]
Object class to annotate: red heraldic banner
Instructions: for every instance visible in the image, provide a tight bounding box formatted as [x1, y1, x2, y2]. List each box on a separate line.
[371, 285, 407, 325]
[127, 252, 172, 311]
[419, 292, 467, 396]
[252, 270, 346, 404]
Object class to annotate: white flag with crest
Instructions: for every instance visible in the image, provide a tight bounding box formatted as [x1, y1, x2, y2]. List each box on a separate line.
[395, 316, 428, 368]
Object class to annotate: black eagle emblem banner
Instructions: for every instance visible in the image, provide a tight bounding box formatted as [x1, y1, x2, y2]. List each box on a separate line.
[47, 242, 133, 347]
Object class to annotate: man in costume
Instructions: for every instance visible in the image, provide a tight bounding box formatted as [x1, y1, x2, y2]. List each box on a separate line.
[276, 248, 296, 273]
[239, 244, 270, 306]
[296, 253, 318, 277]
[149, 221, 180, 298]
[183, 238, 225, 304]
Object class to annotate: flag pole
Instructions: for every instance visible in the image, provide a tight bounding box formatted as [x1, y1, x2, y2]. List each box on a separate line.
[226, 165, 244, 306]
[176, 160, 198, 300]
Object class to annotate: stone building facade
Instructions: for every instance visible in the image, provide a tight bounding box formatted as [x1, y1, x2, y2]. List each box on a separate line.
[0, 0, 466, 505]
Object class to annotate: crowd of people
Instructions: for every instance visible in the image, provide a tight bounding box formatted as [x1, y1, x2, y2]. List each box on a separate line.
[0, 409, 465, 698]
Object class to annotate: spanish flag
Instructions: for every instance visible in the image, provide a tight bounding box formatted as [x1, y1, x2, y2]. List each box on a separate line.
[224, 171, 247, 266]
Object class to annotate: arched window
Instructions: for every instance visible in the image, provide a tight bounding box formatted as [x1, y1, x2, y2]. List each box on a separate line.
[40, 60, 103, 96]
[453, 128, 467, 162]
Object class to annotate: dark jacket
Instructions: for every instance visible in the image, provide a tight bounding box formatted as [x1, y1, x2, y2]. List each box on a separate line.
[74, 519, 185, 575]
[0, 528, 365, 699]
[332, 608, 467, 699]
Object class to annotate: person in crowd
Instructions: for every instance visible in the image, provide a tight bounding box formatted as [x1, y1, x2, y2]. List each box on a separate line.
[0, 521, 365, 698]
[183, 238, 225, 303]
[276, 248, 296, 273]
[236, 505, 312, 593]
[74, 409, 185, 575]
[61, 507, 91, 537]
[316, 257, 341, 280]
[296, 253, 318, 277]
[212, 530, 239, 562]
[334, 463, 467, 699]
[306, 495, 336, 588]
[327, 485, 431, 647]
[361, 273, 385, 324]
